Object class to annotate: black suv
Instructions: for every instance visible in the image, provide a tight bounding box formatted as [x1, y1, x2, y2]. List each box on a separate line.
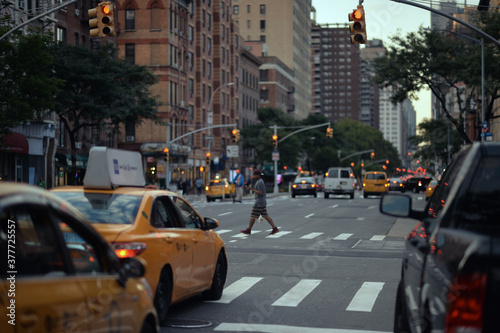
[381, 142, 500, 333]
[402, 176, 432, 193]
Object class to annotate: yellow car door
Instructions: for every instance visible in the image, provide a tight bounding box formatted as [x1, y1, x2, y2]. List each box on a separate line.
[0, 204, 91, 333]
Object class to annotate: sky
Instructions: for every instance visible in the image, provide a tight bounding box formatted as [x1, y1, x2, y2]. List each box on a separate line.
[311, 0, 433, 124]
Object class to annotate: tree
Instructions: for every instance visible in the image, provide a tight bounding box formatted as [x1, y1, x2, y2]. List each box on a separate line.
[372, 21, 500, 144]
[0, 24, 62, 136]
[409, 118, 462, 168]
[51, 43, 160, 181]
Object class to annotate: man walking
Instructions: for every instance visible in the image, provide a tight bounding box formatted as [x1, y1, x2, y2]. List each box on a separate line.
[240, 169, 279, 235]
[195, 177, 204, 195]
[232, 169, 244, 203]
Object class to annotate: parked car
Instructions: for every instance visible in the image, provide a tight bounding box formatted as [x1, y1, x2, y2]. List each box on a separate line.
[50, 147, 227, 326]
[323, 167, 356, 199]
[291, 176, 318, 198]
[380, 142, 500, 333]
[205, 178, 235, 202]
[388, 177, 405, 192]
[403, 176, 432, 193]
[0, 183, 159, 333]
[363, 171, 388, 198]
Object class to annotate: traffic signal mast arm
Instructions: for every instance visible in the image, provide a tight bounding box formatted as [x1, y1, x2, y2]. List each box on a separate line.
[274, 122, 331, 143]
[339, 149, 375, 162]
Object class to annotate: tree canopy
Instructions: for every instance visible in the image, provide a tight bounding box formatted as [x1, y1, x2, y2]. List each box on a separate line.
[372, 10, 500, 144]
[0, 24, 62, 136]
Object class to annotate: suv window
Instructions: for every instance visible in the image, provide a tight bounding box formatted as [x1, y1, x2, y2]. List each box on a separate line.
[328, 169, 338, 178]
[448, 156, 500, 235]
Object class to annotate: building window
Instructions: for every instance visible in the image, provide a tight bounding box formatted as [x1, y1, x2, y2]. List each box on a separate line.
[207, 38, 211, 55]
[125, 8, 135, 30]
[233, 5, 238, 14]
[260, 35, 266, 42]
[202, 59, 206, 76]
[150, 2, 160, 30]
[189, 26, 194, 43]
[56, 26, 66, 44]
[260, 4, 265, 14]
[188, 79, 194, 96]
[125, 44, 135, 64]
[260, 90, 269, 102]
[207, 13, 211, 30]
[247, 20, 250, 28]
[202, 34, 206, 52]
[189, 52, 194, 70]
[221, 24, 225, 40]
[208, 62, 212, 78]
[247, 4, 250, 13]
[260, 20, 266, 30]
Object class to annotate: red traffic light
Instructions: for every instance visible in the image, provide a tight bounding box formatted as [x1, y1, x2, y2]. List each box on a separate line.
[163, 148, 169, 154]
[232, 129, 238, 135]
[206, 152, 211, 158]
[350, 9, 362, 20]
[101, 5, 111, 15]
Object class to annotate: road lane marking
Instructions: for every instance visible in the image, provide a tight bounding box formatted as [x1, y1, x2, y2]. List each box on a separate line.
[330, 204, 339, 209]
[370, 235, 385, 241]
[208, 277, 262, 304]
[300, 232, 323, 239]
[346, 282, 385, 312]
[219, 212, 233, 216]
[334, 233, 353, 240]
[214, 323, 390, 333]
[368, 205, 377, 209]
[272, 279, 321, 307]
[357, 217, 365, 221]
[266, 231, 292, 238]
[305, 213, 315, 218]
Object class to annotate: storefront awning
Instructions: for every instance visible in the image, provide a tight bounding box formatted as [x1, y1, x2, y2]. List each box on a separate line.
[55, 153, 88, 169]
[1, 132, 29, 154]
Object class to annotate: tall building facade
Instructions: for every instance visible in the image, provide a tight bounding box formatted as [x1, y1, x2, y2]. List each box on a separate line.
[310, 23, 361, 124]
[232, 0, 312, 119]
[359, 39, 383, 129]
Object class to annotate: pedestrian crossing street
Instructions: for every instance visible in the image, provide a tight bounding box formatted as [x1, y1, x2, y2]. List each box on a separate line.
[208, 276, 387, 313]
[216, 228, 392, 243]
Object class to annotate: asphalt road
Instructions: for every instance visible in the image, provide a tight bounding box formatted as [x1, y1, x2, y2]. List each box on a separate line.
[161, 190, 426, 333]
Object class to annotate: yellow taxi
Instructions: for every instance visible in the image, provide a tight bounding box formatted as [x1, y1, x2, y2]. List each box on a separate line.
[50, 147, 227, 326]
[205, 177, 235, 202]
[425, 179, 439, 200]
[363, 171, 389, 198]
[0, 183, 159, 333]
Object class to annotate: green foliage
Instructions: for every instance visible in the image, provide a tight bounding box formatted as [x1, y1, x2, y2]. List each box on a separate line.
[51, 43, 160, 141]
[0, 25, 62, 135]
[241, 109, 400, 175]
[409, 118, 462, 165]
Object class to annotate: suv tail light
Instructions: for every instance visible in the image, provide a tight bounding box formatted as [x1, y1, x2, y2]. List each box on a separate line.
[445, 273, 486, 333]
[112, 242, 147, 258]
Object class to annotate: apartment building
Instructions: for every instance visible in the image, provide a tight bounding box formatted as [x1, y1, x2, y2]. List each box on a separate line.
[232, 0, 312, 119]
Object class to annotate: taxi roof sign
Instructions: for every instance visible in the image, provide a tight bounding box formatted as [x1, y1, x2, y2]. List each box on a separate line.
[84, 147, 145, 189]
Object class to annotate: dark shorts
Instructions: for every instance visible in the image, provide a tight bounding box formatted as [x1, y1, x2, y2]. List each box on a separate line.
[251, 205, 268, 218]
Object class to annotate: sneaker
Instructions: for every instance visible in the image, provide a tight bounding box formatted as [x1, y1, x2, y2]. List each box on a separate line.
[240, 229, 251, 235]
[269, 227, 279, 235]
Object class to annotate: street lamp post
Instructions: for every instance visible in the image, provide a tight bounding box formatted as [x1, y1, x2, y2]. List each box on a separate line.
[207, 82, 234, 181]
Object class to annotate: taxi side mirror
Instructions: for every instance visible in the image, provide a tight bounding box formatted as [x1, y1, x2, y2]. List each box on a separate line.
[203, 217, 220, 230]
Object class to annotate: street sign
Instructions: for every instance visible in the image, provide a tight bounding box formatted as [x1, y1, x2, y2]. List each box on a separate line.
[272, 151, 280, 161]
[482, 121, 489, 133]
[208, 112, 213, 125]
[227, 145, 239, 157]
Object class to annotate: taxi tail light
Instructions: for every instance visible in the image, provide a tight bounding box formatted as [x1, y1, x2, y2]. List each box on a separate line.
[445, 273, 486, 333]
[113, 242, 147, 258]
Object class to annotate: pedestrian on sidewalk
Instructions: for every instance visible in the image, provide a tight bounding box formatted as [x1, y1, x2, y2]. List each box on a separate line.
[195, 177, 204, 195]
[232, 169, 244, 203]
[240, 169, 279, 235]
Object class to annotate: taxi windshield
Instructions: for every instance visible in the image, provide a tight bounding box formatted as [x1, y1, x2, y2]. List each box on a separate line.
[53, 192, 141, 225]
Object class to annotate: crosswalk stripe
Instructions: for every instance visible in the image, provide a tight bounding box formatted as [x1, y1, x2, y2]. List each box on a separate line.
[370, 235, 385, 241]
[272, 279, 321, 307]
[300, 232, 324, 239]
[216, 229, 233, 234]
[334, 233, 353, 240]
[214, 322, 391, 332]
[346, 282, 385, 312]
[208, 277, 263, 304]
[231, 230, 262, 238]
[266, 231, 292, 238]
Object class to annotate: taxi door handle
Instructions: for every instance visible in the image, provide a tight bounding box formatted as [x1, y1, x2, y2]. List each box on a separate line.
[19, 313, 38, 328]
[192, 237, 198, 243]
[164, 236, 173, 244]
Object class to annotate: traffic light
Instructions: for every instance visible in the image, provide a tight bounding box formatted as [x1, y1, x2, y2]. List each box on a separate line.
[163, 147, 169, 162]
[232, 129, 240, 143]
[272, 134, 278, 148]
[326, 127, 333, 138]
[348, 5, 367, 44]
[206, 152, 211, 166]
[371, 152, 375, 159]
[88, 2, 115, 38]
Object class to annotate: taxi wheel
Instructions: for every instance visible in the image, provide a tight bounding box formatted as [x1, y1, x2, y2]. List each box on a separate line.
[202, 252, 227, 301]
[154, 272, 172, 326]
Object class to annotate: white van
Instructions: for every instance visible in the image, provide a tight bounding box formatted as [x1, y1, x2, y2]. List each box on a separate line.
[323, 167, 356, 199]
